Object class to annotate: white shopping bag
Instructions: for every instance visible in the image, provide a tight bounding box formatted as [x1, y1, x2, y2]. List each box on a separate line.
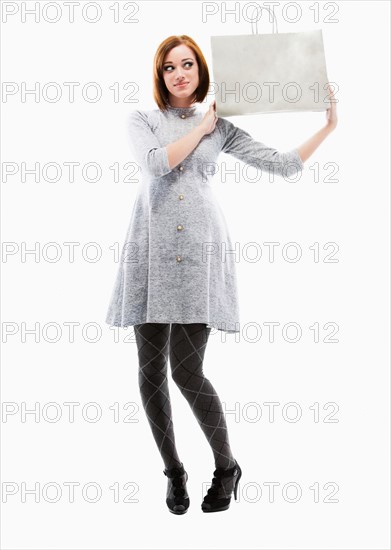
[210, 5, 331, 116]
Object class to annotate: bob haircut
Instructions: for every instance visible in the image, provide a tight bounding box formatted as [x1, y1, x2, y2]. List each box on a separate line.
[153, 35, 210, 112]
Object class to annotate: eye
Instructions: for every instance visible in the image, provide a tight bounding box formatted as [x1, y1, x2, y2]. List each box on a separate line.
[163, 61, 194, 72]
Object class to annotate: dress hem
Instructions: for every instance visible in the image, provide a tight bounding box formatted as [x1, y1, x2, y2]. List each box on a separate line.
[105, 317, 240, 334]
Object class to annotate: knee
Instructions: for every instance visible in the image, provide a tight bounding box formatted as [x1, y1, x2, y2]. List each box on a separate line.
[170, 363, 188, 388]
[171, 362, 206, 390]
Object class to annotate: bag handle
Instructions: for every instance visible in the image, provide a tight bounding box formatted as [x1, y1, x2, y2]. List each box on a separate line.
[249, 4, 279, 34]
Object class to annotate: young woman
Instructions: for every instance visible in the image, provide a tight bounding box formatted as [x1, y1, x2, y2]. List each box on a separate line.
[106, 35, 338, 515]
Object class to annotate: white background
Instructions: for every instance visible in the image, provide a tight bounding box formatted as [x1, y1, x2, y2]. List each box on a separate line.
[1, 1, 390, 549]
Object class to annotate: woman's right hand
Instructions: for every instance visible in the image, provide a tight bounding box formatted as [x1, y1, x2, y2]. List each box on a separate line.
[199, 100, 217, 136]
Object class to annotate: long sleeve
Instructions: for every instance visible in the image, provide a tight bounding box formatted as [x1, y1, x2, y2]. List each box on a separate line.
[128, 110, 172, 178]
[217, 117, 304, 178]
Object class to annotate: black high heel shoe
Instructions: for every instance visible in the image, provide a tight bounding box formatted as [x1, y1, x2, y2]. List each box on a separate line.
[201, 459, 242, 513]
[163, 462, 190, 514]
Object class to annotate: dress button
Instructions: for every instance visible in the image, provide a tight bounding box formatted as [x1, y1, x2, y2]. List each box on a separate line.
[179, 194, 184, 200]
[179, 166, 184, 171]
[180, 114, 186, 119]
[176, 255, 182, 262]
[177, 224, 183, 231]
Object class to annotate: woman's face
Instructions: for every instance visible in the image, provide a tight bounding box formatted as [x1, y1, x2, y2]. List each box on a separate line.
[162, 44, 199, 106]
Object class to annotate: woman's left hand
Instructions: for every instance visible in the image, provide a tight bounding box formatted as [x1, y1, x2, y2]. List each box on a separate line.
[325, 83, 338, 130]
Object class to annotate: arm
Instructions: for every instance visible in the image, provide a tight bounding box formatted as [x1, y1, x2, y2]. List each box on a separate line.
[218, 84, 338, 176]
[166, 126, 205, 170]
[296, 125, 334, 163]
[296, 84, 338, 162]
[128, 110, 171, 178]
[128, 109, 205, 178]
[217, 117, 304, 178]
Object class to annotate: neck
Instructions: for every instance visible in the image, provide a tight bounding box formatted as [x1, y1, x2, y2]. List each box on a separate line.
[167, 93, 196, 109]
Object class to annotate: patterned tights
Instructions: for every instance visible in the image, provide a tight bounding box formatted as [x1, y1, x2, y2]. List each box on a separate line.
[133, 322, 236, 471]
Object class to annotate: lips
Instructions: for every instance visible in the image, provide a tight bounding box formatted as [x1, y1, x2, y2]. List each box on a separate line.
[175, 82, 189, 87]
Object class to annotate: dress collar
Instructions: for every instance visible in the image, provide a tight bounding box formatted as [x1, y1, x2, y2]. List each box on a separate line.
[165, 103, 198, 115]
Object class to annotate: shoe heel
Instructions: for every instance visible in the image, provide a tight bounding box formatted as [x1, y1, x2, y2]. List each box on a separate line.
[233, 469, 242, 501]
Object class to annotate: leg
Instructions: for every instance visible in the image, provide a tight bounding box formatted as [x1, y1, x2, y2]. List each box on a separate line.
[169, 323, 236, 470]
[134, 323, 182, 470]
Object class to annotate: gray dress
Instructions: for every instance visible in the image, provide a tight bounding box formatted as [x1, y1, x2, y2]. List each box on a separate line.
[105, 103, 304, 333]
